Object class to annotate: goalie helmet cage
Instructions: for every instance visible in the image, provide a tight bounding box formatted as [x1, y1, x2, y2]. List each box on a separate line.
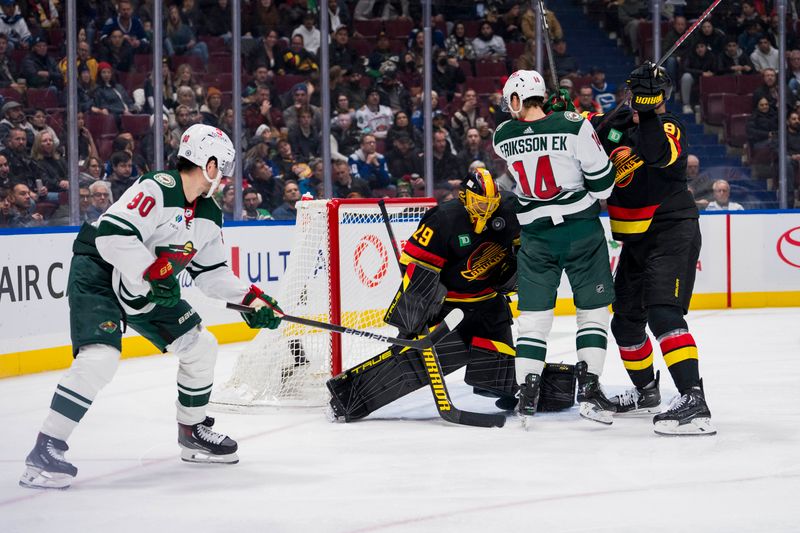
[211, 197, 436, 409]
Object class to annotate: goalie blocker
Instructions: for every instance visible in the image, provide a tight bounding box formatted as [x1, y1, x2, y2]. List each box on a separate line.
[326, 262, 577, 421]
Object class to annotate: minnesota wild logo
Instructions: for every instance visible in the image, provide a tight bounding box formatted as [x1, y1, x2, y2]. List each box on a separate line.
[98, 321, 118, 333]
[154, 242, 197, 272]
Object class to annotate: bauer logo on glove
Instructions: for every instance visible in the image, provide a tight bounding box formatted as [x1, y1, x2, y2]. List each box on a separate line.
[609, 146, 643, 187]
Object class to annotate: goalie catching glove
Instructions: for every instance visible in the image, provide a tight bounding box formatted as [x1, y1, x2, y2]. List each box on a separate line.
[241, 285, 282, 329]
[143, 257, 181, 307]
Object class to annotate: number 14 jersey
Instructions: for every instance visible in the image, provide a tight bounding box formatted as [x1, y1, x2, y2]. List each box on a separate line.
[492, 111, 614, 226]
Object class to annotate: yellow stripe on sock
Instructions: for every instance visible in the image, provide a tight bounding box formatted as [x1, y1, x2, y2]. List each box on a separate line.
[622, 353, 654, 371]
[663, 346, 699, 367]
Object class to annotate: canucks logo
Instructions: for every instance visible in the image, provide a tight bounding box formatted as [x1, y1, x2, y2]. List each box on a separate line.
[460, 242, 507, 281]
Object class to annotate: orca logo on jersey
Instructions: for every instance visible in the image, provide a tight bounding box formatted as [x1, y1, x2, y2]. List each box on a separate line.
[461, 242, 507, 281]
[609, 146, 643, 188]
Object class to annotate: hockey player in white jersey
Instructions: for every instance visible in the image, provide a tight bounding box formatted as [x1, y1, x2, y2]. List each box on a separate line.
[493, 70, 617, 426]
[20, 125, 283, 490]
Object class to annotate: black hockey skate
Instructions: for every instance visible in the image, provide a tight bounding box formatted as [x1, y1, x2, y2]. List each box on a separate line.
[516, 373, 541, 430]
[178, 416, 239, 463]
[611, 371, 662, 416]
[19, 433, 78, 490]
[653, 380, 716, 436]
[575, 361, 616, 425]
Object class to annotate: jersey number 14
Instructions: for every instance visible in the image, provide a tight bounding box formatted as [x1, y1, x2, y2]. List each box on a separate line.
[513, 156, 562, 200]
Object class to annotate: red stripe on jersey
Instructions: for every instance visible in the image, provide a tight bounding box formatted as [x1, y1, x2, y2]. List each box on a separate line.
[666, 131, 682, 156]
[659, 333, 696, 355]
[471, 337, 497, 352]
[403, 241, 446, 267]
[446, 287, 495, 299]
[606, 204, 660, 221]
[619, 337, 653, 361]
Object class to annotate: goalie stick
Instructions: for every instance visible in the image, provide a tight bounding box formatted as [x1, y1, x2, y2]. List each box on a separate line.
[378, 200, 506, 428]
[595, 0, 724, 132]
[226, 301, 464, 351]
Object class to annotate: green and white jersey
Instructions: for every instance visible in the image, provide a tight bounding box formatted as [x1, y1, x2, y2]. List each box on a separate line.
[95, 170, 249, 315]
[493, 111, 614, 225]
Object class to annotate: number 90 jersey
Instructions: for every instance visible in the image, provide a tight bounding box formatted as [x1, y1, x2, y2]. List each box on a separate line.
[95, 170, 248, 315]
[492, 111, 615, 226]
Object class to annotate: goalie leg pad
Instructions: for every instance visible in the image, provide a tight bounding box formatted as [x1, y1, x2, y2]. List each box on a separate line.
[464, 339, 517, 400]
[384, 262, 447, 335]
[538, 363, 577, 412]
[326, 330, 471, 422]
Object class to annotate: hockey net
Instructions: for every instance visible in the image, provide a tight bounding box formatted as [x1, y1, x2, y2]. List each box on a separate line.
[212, 198, 435, 409]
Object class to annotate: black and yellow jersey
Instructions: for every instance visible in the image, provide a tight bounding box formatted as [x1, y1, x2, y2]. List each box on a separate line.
[399, 192, 520, 303]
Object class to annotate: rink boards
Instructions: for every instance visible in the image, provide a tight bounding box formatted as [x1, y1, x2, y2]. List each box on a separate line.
[1, 211, 799, 377]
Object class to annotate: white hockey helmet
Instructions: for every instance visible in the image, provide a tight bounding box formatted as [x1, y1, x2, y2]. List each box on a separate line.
[177, 124, 236, 198]
[502, 70, 547, 116]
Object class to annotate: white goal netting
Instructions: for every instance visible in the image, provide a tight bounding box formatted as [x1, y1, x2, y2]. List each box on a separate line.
[211, 198, 434, 409]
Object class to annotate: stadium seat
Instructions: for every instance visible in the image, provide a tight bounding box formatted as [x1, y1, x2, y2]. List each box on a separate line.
[458, 60, 473, 78]
[120, 114, 151, 137]
[349, 38, 373, 58]
[133, 54, 154, 73]
[86, 113, 118, 138]
[724, 113, 749, 148]
[475, 60, 507, 78]
[200, 36, 226, 54]
[384, 19, 413, 38]
[737, 74, 762, 96]
[214, 72, 233, 92]
[388, 38, 406, 54]
[26, 88, 60, 109]
[207, 55, 231, 74]
[700, 75, 737, 116]
[705, 92, 737, 126]
[10, 48, 26, 69]
[465, 77, 497, 95]
[0, 87, 22, 102]
[97, 135, 116, 160]
[118, 71, 148, 93]
[354, 20, 383, 37]
[275, 74, 308, 94]
[506, 42, 525, 60]
[463, 21, 481, 38]
[726, 94, 752, 116]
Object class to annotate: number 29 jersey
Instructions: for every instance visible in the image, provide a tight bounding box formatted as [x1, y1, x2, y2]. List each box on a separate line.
[492, 111, 614, 226]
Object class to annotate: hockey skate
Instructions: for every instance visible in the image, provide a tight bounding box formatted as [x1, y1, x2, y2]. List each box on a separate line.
[653, 380, 716, 436]
[516, 373, 541, 430]
[575, 361, 616, 425]
[19, 433, 78, 490]
[611, 371, 662, 416]
[178, 417, 239, 463]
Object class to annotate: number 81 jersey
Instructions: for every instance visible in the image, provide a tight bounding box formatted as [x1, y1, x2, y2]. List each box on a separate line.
[492, 111, 614, 225]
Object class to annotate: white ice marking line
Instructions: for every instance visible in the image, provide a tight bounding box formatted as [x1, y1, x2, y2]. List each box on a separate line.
[0, 419, 315, 507]
[343, 471, 800, 533]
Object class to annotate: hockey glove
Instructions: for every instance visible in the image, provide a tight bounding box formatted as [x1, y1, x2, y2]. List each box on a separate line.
[241, 285, 283, 329]
[627, 61, 671, 113]
[143, 257, 181, 307]
[543, 88, 575, 114]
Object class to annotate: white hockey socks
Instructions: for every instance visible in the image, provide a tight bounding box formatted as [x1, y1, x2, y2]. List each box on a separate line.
[41, 344, 121, 441]
[576, 307, 610, 376]
[515, 310, 554, 385]
[169, 326, 218, 425]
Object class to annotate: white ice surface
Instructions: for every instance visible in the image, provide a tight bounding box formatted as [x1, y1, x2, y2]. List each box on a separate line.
[1, 308, 799, 532]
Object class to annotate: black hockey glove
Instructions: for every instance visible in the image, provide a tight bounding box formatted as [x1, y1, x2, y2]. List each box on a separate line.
[627, 61, 671, 113]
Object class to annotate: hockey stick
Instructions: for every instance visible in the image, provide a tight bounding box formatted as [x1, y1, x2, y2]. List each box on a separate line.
[537, 0, 559, 89]
[226, 301, 463, 351]
[595, 0, 723, 132]
[378, 201, 506, 428]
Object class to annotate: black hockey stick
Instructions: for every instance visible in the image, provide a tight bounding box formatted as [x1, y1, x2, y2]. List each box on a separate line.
[595, 0, 723, 132]
[226, 302, 463, 351]
[378, 201, 506, 428]
[537, 0, 559, 89]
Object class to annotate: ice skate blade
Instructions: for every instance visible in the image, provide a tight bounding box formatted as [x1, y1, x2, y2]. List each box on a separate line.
[614, 406, 661, 417]
[180, 448, 239, 464]
[324, 403, 344, 423]
[654, 417, 716, 436]
[517, 412, 535, 431]
[19, 466, 73, 490]
[580, 402, 614, 425]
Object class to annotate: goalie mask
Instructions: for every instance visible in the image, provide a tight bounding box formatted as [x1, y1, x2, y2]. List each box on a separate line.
[178, 124, 236, 198]
[459, 168, 500, 234]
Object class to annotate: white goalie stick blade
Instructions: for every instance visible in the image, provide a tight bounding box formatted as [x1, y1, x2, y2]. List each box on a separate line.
[579, 402, 614, 425]
[654, 418, 717, 437]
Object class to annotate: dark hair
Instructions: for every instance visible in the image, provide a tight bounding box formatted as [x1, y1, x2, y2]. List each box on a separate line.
[110, 151, 132, 167]
[112, 134, 132, 152]
[522, 96, 544, 109]
[243, 187, 259, 197]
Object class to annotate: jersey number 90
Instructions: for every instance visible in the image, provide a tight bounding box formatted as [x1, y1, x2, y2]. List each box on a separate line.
[512, 156, 562, 200]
